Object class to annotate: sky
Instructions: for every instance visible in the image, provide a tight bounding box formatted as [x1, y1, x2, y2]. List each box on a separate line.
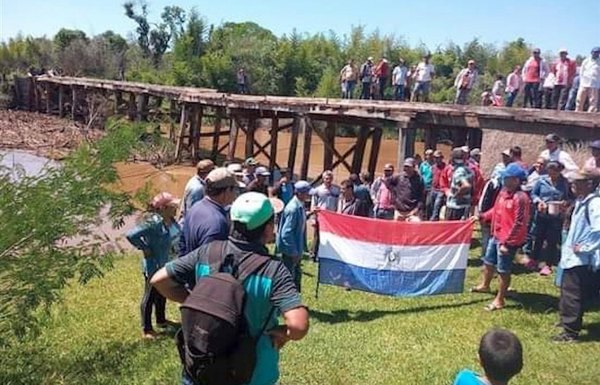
[1, 0, 599, 57]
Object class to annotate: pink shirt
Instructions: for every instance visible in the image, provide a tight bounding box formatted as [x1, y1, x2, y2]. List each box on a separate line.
[378, 181, 394, 210]
[506, 72, 522, 92]
[524, 59, 541, 83]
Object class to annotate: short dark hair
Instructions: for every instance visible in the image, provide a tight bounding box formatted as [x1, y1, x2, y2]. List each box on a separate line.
[479, 329, 523, 382]
[340, 179, 354, 190]
[361, 172, 373, 183]
[510, 146, 522, 158]
[496, 74, 504, 80]
[349, 173, 362, 185]
[231, 216, 274, 243]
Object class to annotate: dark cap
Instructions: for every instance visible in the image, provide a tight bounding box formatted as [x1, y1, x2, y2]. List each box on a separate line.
[590, 140, 600, 150]
[451, 148, 465, 163]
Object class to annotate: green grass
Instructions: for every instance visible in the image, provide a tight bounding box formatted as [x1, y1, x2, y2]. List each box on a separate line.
[2, 246, 600, 385]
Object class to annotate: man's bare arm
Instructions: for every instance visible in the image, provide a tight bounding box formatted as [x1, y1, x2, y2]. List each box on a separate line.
[150, 267, 190, 303]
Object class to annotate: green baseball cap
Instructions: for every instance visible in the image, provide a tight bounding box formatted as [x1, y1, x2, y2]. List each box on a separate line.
[230, 192, 278, 230]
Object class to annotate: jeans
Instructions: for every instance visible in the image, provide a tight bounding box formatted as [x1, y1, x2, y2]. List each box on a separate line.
[412, 81, 431, 102]
[553, 85, 570, 110]
[360, 82, 372, 99]
[282, 254, 302, 292]
[532, 213, 562, 266]
[394, 84, 405, 101]
[483, 238, 518, 274]
[505, 90, 519, 107]
[543, 88, 554, 109]
[429, 190, 445, 221]
[523, 82, 540, 108]
[454, 88, 471, 105]
[237, 84, 248, 94]
[566, 87, 578, 110]
[343, 80, 356, 99]
[141, 275, 166, 332]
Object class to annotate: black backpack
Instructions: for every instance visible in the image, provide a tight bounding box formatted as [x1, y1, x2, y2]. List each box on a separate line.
[176, 241, 274, 385]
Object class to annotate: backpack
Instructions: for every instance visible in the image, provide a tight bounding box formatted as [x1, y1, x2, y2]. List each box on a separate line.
[478, 178, 501, 214]
[176, 241, 274, 385]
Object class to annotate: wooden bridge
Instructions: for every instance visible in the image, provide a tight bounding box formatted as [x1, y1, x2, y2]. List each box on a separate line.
[14, 75, 600, 181]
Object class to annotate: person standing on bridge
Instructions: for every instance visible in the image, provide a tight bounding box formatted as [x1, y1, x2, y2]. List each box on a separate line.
[392, 58, 408, 101]
[454, 60, 478, 105]
[359, 57, 374, 100]
[522, 48, 549, 108]
[576, 47, 600, 113]
[505, 65, 522, 107]
[411, 53, 435, 102]
[374, 57, 390, 100]
[552, 48, 577, 111]
[237, 68, 249, 94]
[340, 59, 358, 99]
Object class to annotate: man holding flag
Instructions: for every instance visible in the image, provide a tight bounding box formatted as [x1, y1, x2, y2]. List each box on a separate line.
[472, 163, 530, 311]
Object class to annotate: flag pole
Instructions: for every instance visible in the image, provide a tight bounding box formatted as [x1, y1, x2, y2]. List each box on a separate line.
[314, 211, 321, 299]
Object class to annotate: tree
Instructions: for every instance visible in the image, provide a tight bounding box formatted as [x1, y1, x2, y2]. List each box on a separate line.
[0, 119, 143, 343]
[124, 1, 151, 57]
[54, 28, 88, 51]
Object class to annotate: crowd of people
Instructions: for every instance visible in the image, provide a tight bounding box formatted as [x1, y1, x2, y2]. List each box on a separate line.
[336, 46, 600, 112]
[123, 133, 600, 384]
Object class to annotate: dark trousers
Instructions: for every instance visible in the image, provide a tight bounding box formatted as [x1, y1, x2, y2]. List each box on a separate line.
[282, 254, 302, 292]
[361, 82, 372, 99]
[552, 85, 570, 110]
[141, 275, 166, 332]
[429, 191, 445, 221]
[559, 266, 600, 335]
[523, 82, 540, 108]
[532, 214, 562, 266]
[543, 88, 554, 109]
[446, 206, 469, 221]
[378, 77, 387, 99]
[394, 85, 405, 101]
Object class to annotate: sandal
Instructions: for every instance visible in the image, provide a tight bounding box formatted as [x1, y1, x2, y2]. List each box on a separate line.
[470, 286, 491, 294]
[484, 303, 504, 312]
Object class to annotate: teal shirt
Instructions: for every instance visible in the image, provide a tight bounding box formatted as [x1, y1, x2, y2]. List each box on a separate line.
[453, 370, 487, 385]
[126, 213, 181, 277]
[419, 161, 434, 190]
[166, 238, 303, 385]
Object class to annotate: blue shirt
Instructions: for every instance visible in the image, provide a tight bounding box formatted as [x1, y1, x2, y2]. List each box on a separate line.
[180, 198, 229, 256]
[126, 213, 181, 277]
[181, 176, 206, 215]
[419, 161, 434, 190]
[453, 370, 487, 385]
[560, 193, 600, 271]
[166, 238, 303, 385]
[531, 175, 571, 206]
[276, 196, 307, 257]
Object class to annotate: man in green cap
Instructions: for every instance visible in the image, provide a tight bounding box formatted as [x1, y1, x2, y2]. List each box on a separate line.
[151, 192, 309, 385]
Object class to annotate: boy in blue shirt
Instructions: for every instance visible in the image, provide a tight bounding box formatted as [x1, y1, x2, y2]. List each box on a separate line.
[454, 329, 523, 385]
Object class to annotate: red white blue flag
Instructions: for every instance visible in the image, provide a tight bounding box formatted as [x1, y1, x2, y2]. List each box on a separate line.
[317, 211, 473, 296]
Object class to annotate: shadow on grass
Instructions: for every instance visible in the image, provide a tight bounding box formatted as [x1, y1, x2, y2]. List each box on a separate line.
[310, 298, 489, 324]
[580, 321, 600, 343]
[467, 258, 483, 268]
[510, 292, 559, 314]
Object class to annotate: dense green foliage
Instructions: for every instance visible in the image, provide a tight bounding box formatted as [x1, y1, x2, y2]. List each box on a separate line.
[1, 247, 598, 384]
[0, 3, 577, 104]
[0, 119, 146, 343]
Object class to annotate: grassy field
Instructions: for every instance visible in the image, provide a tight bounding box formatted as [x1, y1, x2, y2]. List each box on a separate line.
[2, 245, 600, 385]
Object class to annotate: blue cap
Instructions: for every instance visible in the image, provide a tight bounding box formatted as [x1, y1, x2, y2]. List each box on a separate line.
[590, 140, 600, 150]
[502, 162, 527, 181]
[592, 47, 600, 53]
[294, 180, 311, 193]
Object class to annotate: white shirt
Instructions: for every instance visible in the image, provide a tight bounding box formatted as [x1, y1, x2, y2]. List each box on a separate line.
[505, 72, 522, 92]
[539, 148, 579, 177]
[580, 57, 600, 89]
[415, 62, 435, 82]
[392, 65, 408, 86]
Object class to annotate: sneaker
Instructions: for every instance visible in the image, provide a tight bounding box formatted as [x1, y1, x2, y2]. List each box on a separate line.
[142, 330, 158, 340]
[551, 332, 578, 343]
[539, 266, 553, 276]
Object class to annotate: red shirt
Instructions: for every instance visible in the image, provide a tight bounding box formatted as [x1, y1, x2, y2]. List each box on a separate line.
[481, 189, 531, 247]
[440, 164, 454, 194]
[468, 160, 484, 204]
[524, 58, 541, 83]
[432, 162, 447, 190]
